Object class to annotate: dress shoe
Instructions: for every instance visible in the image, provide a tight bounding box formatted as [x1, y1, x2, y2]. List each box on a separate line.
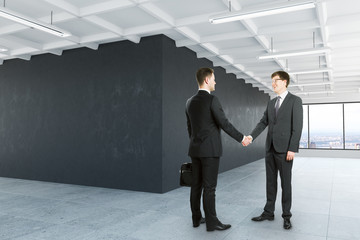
[206, 222, 231, 231]
[283, 218, 292, 229]
[193, 217, 205, 228]
[251, 214, 274, 222]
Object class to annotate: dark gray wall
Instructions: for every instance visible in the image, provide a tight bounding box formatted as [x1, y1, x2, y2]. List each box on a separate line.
[0, 36, 163, 192]
[161, 36, 268, 192]
[0, 34, 268, 193]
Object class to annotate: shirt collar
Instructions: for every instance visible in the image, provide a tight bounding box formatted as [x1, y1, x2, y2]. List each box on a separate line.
[199, 88, 210, 94]
[277, 90, 288, 100]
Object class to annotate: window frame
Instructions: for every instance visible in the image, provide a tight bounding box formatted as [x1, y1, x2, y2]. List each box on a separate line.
[300, 101, 360, 150]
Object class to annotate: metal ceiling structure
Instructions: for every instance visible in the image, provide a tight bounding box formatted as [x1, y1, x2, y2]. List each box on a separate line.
[0, 0, 359, 103]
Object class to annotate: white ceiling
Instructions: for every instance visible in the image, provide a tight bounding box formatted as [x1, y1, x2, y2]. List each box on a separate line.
[0, 0, 360, 103]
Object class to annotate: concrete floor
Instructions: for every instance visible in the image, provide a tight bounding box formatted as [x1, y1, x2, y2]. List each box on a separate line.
[1, 157, 359, 240]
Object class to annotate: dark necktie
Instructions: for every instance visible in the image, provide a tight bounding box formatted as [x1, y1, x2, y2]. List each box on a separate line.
[275, 96, 281, 117]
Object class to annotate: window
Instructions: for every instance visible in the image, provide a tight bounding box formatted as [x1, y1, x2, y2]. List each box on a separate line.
[344, 103, 360, 149]
[300, 105, 308, 148]
[309, 104, 343, 149]
[300, 102, 360, 150]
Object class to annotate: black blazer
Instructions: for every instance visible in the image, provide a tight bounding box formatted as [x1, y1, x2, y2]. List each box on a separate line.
[250, 92, 303, 153]
[186, 90, 244, 157]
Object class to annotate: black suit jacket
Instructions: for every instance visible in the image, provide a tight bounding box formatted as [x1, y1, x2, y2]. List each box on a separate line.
[250, 92, 303, 153]
[186, 90, 244, 157]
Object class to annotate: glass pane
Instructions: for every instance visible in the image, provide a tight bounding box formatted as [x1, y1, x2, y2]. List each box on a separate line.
[344, 103, 360, 150]
[309, 104, 343, 149]
[300, 105, 308, 148]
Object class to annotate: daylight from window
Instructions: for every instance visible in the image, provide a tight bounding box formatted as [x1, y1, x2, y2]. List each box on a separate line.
[344, 103, 360, 149]
[299, 105, 308, 148]
[300, 103, 360, 150]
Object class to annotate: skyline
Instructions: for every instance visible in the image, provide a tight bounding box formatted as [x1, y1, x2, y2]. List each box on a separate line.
[300, 103, 360, 149]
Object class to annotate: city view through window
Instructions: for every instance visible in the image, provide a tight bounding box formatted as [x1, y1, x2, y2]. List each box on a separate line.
[300, 103, 360, 150]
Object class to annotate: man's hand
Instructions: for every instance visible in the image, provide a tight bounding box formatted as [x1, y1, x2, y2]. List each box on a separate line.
[242, 135, 253, 147]
[286, 151, 295, 161]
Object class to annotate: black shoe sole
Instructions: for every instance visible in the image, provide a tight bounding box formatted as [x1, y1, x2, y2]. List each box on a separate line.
[206, 228, 231, 232]
[251, 217, 274, 221]
[206, 225, 231, 231]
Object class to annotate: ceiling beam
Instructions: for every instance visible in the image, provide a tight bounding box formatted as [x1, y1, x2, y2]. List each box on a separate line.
[211, 59, 231, 67]
[38, 12, 75, 24]
[125, 22, 170, 35]
[42, 0, 80, 16]
[176, 13, 221, 27]
[175, 39, 197, 47]
[333, 71, 360, 78]
[137, 0, 252, 81]
[5, 36, 42, 51]
[80, 0, 136, 17]
[220, 46, 265, 55]
[83, 15, 140, 43]
[15, 54, 31, 61]
[80, 32, 121, 43]
[327, 13, 360, 26]
[43, 40, 76, 50]
[258, 20, 320, 35]
[0, 24, 28, 36]
[240, 18, 283, 88]
[80, 42, 99, 50]
[177, 27, 201, 43]
[315, 1, 333, 82]
[47, 49, 63, 56]
[201, 31, 253, 43]
[139, 2, 175, 26]
[196, 51, 216, 58]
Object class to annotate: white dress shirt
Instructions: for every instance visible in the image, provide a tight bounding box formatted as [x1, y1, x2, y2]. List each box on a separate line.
[249, 91, 289, 143]
[276, 90, 288, 108]
[199, 88, 210, 94]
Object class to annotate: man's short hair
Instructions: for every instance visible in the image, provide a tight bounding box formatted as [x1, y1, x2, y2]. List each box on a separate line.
[196, 68, 214, 86]
[271, 71, 290, 87]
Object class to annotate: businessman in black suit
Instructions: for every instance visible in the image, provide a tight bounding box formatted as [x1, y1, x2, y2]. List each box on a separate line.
[245, 71, 303, 229]
[186, 68, 247, 231]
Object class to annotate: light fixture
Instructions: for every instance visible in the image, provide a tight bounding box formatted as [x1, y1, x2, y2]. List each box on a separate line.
[288, 68, 333, 75]
[0, 46, 7, 52]
[209, 0, 316, 24]
[290, 81, 334, 87]
[258, 47, 331, 60]
[296, 90, 334, 95]
[0, 7, 71, 37]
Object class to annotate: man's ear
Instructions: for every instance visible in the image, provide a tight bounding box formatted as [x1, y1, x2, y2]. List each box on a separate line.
[204, 77, 209, 84]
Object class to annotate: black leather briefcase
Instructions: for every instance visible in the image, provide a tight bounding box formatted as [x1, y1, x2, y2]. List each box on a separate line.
[179, 162, 192, 187]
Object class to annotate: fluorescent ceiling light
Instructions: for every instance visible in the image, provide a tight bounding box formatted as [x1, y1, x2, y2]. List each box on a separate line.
[290, 81, 334, 87]
[0, 47, 7, 52]
[296, 90, 334, 95]
[258, 47, 331, 59]
[303, 96, 336, 100]
[210, 0, 316, 24]
[0, 7, 71, 37]
[288, 68, 333, 75]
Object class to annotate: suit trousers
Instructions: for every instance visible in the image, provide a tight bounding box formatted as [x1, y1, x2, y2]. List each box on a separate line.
[264, 144, 293, 219]
[190, 157, 219, 226]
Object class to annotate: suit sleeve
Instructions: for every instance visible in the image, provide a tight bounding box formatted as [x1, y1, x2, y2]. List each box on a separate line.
[211, 96, 244, 143]
[250, 103, 269, 140]
[288, 97, 303, 152]
[186, 111, 191, 138]
[185, 100, 191, 138]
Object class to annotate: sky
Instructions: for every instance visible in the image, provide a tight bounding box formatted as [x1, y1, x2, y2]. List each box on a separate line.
[302, 103, 360, 135]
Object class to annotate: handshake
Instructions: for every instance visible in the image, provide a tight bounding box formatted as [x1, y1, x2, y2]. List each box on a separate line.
[241, 135, 253, 147]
